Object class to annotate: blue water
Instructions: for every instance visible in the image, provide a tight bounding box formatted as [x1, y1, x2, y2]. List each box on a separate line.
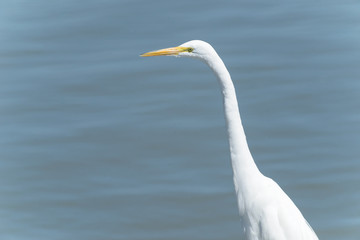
[1, 1, 360, 239]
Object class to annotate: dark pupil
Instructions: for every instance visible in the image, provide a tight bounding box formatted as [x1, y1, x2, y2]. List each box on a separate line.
[188, 48, 193, 52]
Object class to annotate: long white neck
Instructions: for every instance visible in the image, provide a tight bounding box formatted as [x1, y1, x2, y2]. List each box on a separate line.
[203, 52, 262, 195]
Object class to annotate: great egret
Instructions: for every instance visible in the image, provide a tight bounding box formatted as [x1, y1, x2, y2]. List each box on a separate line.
[141, 40, 319, 240]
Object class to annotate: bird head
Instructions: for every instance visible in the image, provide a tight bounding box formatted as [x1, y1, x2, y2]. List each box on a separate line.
[141, 40, 216, 62]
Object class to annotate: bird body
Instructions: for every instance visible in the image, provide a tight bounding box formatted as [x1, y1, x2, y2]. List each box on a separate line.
[141, 40, 318, 240]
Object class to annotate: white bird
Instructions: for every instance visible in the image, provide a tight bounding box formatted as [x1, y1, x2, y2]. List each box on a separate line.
[141, 40, 319, 240]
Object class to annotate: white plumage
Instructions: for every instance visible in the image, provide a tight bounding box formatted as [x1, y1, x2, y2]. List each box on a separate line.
[142, 40, 318, 240]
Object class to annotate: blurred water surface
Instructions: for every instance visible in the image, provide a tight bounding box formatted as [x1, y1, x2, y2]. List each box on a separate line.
[1, 1, 360, 239]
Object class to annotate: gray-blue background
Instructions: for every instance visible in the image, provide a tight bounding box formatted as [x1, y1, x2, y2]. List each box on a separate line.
[1, 1, 359, 239]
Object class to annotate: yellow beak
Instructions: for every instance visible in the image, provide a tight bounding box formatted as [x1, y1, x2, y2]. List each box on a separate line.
[141, 46, 189, 57]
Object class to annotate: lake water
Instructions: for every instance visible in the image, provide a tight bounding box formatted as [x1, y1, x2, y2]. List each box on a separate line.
[1, 1, 360, 239]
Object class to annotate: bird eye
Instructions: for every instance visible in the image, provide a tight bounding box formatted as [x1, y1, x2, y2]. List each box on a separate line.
[188, 47, 194, 52]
